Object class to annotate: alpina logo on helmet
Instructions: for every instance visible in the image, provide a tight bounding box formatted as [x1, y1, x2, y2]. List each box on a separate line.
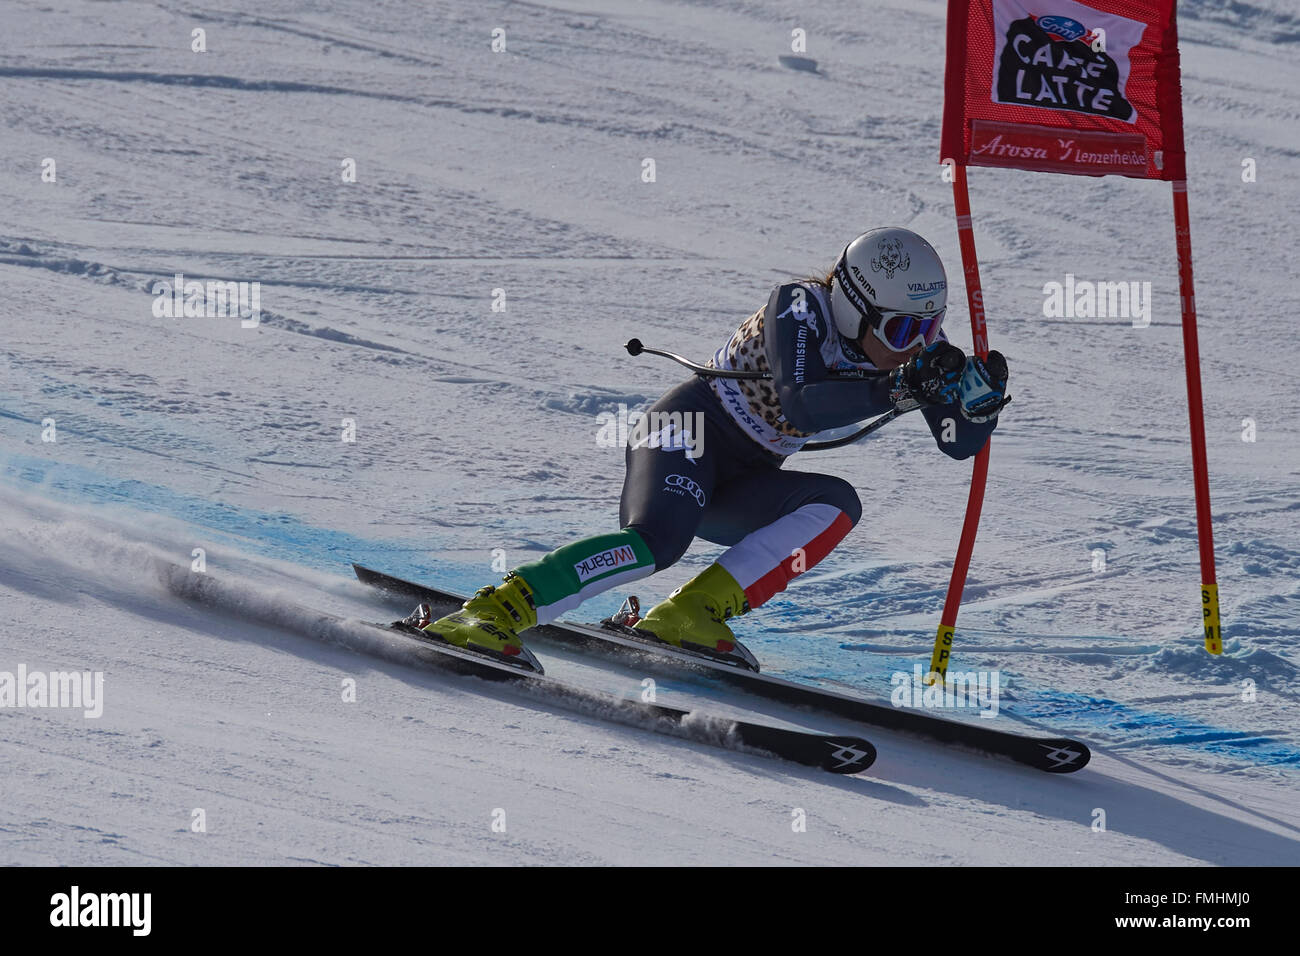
[835, 259, 873, 318]
[848, 266, 876, 300]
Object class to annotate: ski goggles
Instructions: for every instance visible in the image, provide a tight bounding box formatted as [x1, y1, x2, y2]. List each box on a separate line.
[869, 308, 946, 352]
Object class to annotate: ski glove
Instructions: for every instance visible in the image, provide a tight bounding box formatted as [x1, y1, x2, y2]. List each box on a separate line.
[889, 341, 965, 407]
[957, 350, 1011, 422]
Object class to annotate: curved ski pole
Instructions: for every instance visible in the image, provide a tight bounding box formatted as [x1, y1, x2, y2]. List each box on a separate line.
[623, 338, 912, 450]
[625, 338, 889, 381]
[802, 401, 920, 450]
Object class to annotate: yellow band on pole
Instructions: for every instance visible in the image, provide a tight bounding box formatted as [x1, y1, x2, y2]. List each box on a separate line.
[1202, 584, 1222, 655]
[927, 624, 955, 685]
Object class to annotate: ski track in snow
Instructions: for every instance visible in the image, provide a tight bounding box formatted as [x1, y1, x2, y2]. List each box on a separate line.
[1, 0, 1299, 865]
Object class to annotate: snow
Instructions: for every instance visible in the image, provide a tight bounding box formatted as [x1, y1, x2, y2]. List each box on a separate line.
[1, 0, 1298, 865]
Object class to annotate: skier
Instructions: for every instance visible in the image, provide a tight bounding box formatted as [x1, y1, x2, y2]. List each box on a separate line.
[414, 227, 1009, 665]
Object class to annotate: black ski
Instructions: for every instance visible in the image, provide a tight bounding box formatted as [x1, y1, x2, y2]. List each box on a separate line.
[161, 562, 874, 776]
[371, 619, 874, 774]
[354, 564, 1091, 774]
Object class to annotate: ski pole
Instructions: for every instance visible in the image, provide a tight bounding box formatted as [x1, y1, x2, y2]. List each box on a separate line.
[624, 338, 889, 380]
[622, 338, 916, 450]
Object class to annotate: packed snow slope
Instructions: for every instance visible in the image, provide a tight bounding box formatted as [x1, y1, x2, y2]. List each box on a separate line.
[1, 0, 1298, 865]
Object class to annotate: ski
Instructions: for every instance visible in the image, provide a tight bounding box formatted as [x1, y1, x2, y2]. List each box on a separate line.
[353, 564, 1091, 774]
[393, 608, 547, 674]
[369, 619, 875, 774]
[161, 563, 874, 775]
[601, 595, 761, 671]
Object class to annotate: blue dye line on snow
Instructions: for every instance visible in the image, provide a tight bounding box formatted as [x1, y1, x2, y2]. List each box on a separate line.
[760, 600, 1300, 771]
[1012, 688, 1300, 767]
[826, 652, 1299, 770]
[4, 449, 1296, 772]
[0, 450, 485, 597]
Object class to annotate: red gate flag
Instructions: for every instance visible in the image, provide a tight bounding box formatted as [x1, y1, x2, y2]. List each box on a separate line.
[941, 0, 1185, 180]
[934, 0, 1223, 660]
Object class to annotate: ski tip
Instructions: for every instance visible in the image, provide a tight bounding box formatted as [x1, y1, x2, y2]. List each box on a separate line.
[1036, 738, 1091, 773]
[820, 736, 877, 774]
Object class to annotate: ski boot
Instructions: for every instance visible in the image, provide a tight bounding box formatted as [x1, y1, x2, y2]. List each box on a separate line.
[401, 572, 543, 672]
[628, 563, 760, 670]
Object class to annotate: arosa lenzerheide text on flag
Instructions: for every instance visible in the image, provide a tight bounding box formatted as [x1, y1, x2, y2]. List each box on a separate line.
[940, 0, 1186, 180]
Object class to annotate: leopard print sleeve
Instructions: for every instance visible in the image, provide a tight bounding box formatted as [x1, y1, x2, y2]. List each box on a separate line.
[707, 282, 891, 454]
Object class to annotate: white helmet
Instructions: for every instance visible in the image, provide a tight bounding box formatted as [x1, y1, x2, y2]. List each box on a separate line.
[830, 227, 948, 344]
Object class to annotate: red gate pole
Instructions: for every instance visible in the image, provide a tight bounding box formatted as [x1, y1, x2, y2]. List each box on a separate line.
[1172, 180, 1222, 654]
[927, 163, 992, 683]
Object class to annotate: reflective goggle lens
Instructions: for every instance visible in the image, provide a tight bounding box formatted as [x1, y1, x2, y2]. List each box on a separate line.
[878, 310, 945, 350]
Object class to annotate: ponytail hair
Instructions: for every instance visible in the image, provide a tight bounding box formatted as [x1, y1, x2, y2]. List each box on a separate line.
[797, 262, 836, 289]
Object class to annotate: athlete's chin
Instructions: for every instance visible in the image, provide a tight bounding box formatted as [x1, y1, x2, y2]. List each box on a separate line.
[857, 336, 916, 370]
[862, 349, 908, 372]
